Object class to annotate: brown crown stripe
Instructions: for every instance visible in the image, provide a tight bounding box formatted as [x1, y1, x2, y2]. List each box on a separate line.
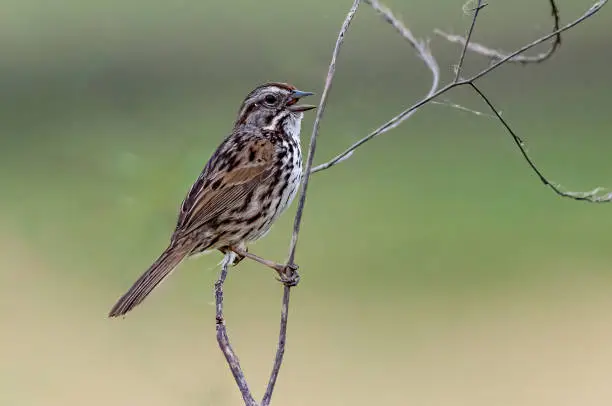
[260, 82, 296, 91]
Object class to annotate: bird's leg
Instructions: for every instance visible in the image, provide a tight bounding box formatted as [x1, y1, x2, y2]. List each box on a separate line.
[228, 246, 283, 273]
[219, 246, 247, 266]
[228, 245, 300, 287]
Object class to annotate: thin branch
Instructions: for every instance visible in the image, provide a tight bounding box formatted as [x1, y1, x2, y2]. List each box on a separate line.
[468, 82, 612, 203]
[215, 253, 257, 406]
[311, 0, 610, 202]
[454, 0, 487, 81]
[466, 0, 605, 82]
[431, 100, 493, 118]
[261, 286, 291, 406]
[436, 0, 562, 64]
[312, 0, 441, 173]
[261, 2, 362, 405]
[286, 0, 361, 266]
[364, 0, 441, 134]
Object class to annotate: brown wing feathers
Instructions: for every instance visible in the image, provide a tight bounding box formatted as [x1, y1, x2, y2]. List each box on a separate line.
[174, 132, 275, 239]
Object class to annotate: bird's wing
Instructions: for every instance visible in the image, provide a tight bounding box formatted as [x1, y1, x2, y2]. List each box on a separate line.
[174, 131, 277, 239]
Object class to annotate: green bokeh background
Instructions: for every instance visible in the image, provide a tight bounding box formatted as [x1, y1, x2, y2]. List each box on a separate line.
[2, 1, 612, 405]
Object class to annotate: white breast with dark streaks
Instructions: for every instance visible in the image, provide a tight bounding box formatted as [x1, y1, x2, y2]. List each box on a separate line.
[246, 113, 303, 242]
[275, 112, 304, 216]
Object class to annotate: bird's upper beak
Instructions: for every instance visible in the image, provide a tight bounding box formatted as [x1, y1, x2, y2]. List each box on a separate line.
[287, 89, 316, 112]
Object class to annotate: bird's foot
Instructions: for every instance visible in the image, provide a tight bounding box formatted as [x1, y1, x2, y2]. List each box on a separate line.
[227, 245, 300, 287]
[276, 263, 300, 287]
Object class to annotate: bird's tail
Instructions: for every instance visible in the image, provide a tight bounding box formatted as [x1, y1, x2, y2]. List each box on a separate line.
[108, 243, 192, 317]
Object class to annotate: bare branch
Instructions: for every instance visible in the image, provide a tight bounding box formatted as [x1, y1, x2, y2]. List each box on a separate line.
[261, 286, 291, 406]
[430, 100, 493, 118]
[468, 82, 612, 203]
[454, 0, 487, 81]
[286, 0, 361, 265]
[311, 0, 610, 202]
[436, 0, 562, 65]
[466, 0, 605, 82]
[215, 253, 257, 406]
[312, 0, 440, 174]
[262, 2, 362, 405]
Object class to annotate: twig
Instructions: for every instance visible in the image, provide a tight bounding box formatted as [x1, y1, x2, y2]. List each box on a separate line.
[454, 0, 487, 81]
[312, 0, 441, 173]
[286, 0, 361, 265]
[215, 253, 257, 406]
[431, 100, 493, 118]
[262, 2, 362, 405]
[311, 0, 611, 202]
[261, 285, 291, 405]
[436, 0, 562, 64]
[468, 82, 612, 202]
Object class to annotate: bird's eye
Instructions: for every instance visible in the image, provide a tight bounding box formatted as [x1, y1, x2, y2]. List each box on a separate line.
[264, 94, 277, 105]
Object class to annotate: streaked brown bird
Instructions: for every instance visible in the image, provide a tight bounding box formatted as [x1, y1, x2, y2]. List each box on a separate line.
[109, 82, 315, 317]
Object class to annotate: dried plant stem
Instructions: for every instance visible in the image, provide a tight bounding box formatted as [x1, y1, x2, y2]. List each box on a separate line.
[313, 0, 441, 173]
[436, 0, 562, 65]
[261, 286, 291, 406]
[312, 0, 611, 203]
[263, 2, 361, 404]
[286, 0, 361, 266]
[453, 0, 487, 81]
[215, 254, 257, 406]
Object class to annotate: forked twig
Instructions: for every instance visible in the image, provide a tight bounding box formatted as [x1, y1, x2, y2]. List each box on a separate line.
[436, 0, 562, 65]
[312, 0, 441, 173]
[312, 0, 611, 203]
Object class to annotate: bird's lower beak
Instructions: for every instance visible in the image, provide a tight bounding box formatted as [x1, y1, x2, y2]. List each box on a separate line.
[288, 89, 316, 112]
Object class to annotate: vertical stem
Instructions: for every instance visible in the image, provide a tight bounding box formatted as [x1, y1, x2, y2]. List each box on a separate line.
[454, 0, 485, 82]
[286, 0, 362, 266]
[215, 257, 258, 406]
[261, 286, 291, 406]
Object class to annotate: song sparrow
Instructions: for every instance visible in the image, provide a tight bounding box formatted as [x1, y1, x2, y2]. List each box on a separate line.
[109, 82, 315, 317]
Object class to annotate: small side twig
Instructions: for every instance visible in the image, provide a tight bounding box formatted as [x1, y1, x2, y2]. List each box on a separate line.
[215, 253, 257, 406]
[430, 100, 493, 118]
[436, 0, 562, 64]
[453, 0, 487, 81]
[468, 82, 612, 202]
[286, 0, 361, 264]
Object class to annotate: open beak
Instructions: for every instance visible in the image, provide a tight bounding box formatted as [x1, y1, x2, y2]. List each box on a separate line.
[287, 89, 316, 112]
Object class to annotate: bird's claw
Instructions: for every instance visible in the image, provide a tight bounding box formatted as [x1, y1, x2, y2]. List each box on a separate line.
[276, 263, 300, 287]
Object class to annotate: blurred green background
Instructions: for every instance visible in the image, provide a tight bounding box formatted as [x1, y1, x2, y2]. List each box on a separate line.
[1, 0, 612, 405]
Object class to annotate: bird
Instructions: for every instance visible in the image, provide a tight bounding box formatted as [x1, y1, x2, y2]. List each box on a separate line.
[108, 82, 316, 317]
